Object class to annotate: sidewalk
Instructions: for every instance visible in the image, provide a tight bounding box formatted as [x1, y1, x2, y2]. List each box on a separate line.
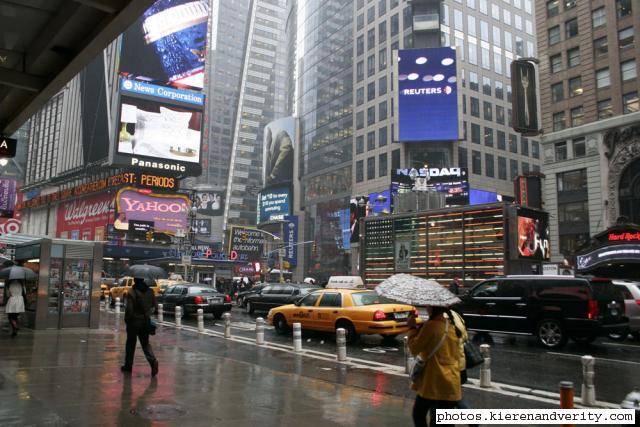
[0, 310, 561, 426]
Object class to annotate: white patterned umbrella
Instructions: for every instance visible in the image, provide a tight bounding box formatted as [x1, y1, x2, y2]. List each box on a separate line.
[374, 274, 460, 307]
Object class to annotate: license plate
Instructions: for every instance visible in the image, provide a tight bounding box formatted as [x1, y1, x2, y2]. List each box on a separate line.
[209, 298, 222, 304]
[395, 312, 409, 320]
[611, 309, 619, 316]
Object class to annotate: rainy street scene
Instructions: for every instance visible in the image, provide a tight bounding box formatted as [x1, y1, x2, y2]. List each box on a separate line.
[0, 0, 639, 426]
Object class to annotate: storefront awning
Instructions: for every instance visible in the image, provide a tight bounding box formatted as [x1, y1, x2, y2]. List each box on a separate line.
[576, 223, 640, 279]
[0, 234, 45, 246]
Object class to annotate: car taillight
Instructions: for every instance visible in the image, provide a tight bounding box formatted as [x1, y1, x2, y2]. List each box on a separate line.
[587, 299, 599, 320]
[636, 299, 640, 306]
[373, 310, 387, 321]
[225, 295, 231, 303]
[194, 296, 204, 305]
[413, 308, 419, 318]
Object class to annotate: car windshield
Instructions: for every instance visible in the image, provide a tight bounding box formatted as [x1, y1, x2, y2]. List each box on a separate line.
[189, 287, 218, 294]
[351, 291, 395, 306]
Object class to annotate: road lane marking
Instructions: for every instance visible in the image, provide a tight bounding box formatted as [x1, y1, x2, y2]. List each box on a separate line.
[547, 351, 640, 366]
[601, 341, 640, 350]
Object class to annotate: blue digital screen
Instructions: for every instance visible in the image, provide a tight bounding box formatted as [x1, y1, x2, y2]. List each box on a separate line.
[257, 187, 291, 223]
[470, 188, 500, 205]
[368, 189, 392, 215]
[397, 47, 459, 142]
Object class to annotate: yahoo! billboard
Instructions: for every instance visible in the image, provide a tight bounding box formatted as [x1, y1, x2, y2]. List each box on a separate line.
[396, 47, 460, 142]
[115, 187, 189, 235]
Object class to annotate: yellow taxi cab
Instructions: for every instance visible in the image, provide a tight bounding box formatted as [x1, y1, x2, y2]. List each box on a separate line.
[109, 276, 161, 305]
[156, 276, 188, 294]
[267, 288, 419, 342]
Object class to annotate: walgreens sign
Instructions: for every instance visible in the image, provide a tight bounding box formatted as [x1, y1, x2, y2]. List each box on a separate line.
[56, 193, 114, 241]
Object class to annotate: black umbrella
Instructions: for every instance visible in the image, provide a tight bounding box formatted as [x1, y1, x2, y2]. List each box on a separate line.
[125, 264, 167, 285]
[0, 266, 37, 281]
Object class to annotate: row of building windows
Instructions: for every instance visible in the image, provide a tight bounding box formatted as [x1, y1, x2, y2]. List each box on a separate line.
[355, 99, 392, 129]
[355, 148, 401, 183]
[355, 126, 389, 154]
[554, 137, 586, 162]
[552, 92, 639, 131]
[459, 147, 539, 180]
[453, 0, 534, 17]
[465, 121, 539, 158]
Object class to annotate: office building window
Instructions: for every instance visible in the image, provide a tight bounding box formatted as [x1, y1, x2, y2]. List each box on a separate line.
[496, 105, 505, 125]
[507, 85, 512, 103]
[557, 169, 586, 192]
[492, 3, 500, 19]
[522, 162, 530, 174]
[472, 150, 482, 175]
[470, 72, 479, 91]
[552, 82, 564, 102]
[597, 99, 613, 119]
[480, 0, 487, 14]
[623, 92, 639, 114]
[357, 0, 364, 9]
[508, 108, 512, 125]
[481, 20, 489, 41]
[565, 19, 578, 39]
[367, 6, 375, 24]
[357, 61, 364, 82]
[356, 135, 364, 154]
[485, 127, 494, 147]
[497, 131, 506, 150]
[558, 201, 589, 223]
[368, 29, 375, 50]
[592, 7, 606, 28]
[357, 36, 364, 56]
[379, 127, 388, 147]
[379, 0, 386, 16]
[498, 156, 507, 180]
[367, 55, 375, 77]
[379, 76, 387, 95]
[379, 22, 387, 43]
[621, 60, 637, 81]
[548, 26, 560, 45]
[532, 140, 540, 159]
[367, 106, 375, 125]
[483, 76, 491, 95]
[619, 27, 634, 49]
[485, 153, 495, 177]
[367, 157, 375, 180]
[617, 0, 632, 18]
[468, 42, 478, 65]
[482, 47, 491, 70]
[463, 121, 467, 140]
[379, 48, 387, 71]
[357, 14, 364, 31]
[379, 101, 388, 120]
[493, 26, 501, 47]
[495, 81, 503, 99]
[494, 52, 503, 74]
[573, 137, 586, 158]
[367, 82, 375, 101]
[593, 37, 608, 56]
[392, 148, 400, 170]
[468, 15, 477, 36]
[570, 106, 584, 127]
[555, 141, 568, 161]
[596, 68, 610, 88]
[463, 94, 467, 114]
[367, 131, 376, 151]
[356, 87, 364, 106]
[547, 0, 559, 15]
[403, 5, 412, 30]
[509, 134, 518, 153]
[521, 137, 529, 156]
[454, 9, 463, 31]
[553, 112, 566, 131]
[356, 160, 364, 183]
[379, 153, 388, 177]
[391, 13, 399, 36]
[470, 97, 480, 117]
[567, 47, 580, 68]
[390, 0, 398, 8]
[471, 123, 481, 144]
[458, 147, 468, 168]
[356, 111, 364, 129]
[483, 101, 492, 121]
[569, 76, 582, 97]
[550, 54, 563, 73]
[510, 159, 518, 180]
[503, 9, 511, 26]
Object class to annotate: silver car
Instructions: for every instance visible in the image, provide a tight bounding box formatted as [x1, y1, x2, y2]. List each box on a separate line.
[612, 281, 640, 340]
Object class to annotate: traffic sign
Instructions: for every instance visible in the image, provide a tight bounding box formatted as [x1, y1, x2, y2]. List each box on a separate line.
[181, 255, 192, 266]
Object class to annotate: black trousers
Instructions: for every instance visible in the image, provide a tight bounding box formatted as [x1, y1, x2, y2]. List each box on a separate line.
[124, 323, 156, 368]
[412, 395, 457, 427]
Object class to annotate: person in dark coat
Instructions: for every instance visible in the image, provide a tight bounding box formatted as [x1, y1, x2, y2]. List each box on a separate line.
[122, 276, 158, 376]
[449, 277, 461, 296]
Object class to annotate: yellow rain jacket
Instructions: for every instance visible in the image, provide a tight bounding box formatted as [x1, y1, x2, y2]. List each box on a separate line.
[408, 311, 466, 401]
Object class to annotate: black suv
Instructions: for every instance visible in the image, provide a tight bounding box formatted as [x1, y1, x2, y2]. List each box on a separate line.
[458, 275, 628, 349]
[244, 283, 320, 314]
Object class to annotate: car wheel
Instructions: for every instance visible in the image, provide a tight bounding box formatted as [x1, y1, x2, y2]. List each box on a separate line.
[536, 319, 567, 349]
[246, 301, 254, 314]
[336, 320, 358, 344]
[273, 314, 289, 335]
[607, 332, 628, 342]
[572, 335, 597, 344]
[237, 297, 244, 307]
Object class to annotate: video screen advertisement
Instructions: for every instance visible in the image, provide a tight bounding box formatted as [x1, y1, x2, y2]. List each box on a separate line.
[513, 208, 550, 261]
[392, 167, 469, 206]
[395, 47, 460, 142]
[115, 187, 190, 235]
[257, 187, 291, 224]
[194, 192, 224, 216]
[263, 117, 295, 188]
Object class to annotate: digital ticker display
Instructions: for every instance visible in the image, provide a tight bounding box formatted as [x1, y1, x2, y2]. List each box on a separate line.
[396, 47, 460, 142]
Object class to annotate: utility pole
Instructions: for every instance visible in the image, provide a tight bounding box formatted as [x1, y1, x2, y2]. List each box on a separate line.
[279, 220, 284, 283]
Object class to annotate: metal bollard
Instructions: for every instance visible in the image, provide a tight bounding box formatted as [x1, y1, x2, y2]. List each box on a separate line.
[175, 306, 182, 329]
[336, 328, 347, 362]
[560, 381, 575, 427]
[197, 309, 204, 333]
[293, 322, 302, 352]
[115, 297, 121, 314]
[256, 317, 265, 345]
[404, 336, 414, 374]
[581, 355, 596, 406]
[157, 304, 163, 323]
[223, 312, 231, 338]
[479, 344, 491, 388]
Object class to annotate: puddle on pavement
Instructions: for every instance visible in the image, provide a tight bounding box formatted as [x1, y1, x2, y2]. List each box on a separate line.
[132, 403, 186, 420]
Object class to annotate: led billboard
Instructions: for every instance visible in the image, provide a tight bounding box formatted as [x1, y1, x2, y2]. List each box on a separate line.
[194, 192, 224, 216]
[119, 0, 210, 91]
[392, 167, 469, 206]
[115, 187, 189, 235]
[257, 187, 291, 223]
[263, 117, 295, 188]
[516, 208, 550, 261]
[0, 179, 17, 218]
[396, 47, 460, 142]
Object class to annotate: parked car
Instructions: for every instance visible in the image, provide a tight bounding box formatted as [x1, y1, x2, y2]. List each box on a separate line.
[612, 280, 640, 340]
[237, 283, 267, 308]
[156, 283, 232, 319]
[267, 288, 420, 343]
[244, 283, 320, 314]
[457, 275, 629, 349]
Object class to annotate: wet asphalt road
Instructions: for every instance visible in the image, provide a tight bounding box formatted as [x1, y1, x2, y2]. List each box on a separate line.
[175, 305, 640, 404]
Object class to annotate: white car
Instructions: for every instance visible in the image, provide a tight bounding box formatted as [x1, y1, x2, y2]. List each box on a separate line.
[612, 280, 640, 340]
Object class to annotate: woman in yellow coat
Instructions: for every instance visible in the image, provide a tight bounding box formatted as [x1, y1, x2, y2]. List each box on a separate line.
[407, 306, 467, 427]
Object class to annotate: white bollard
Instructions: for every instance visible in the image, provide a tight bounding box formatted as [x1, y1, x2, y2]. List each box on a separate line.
[115, 297, 121, 314]
[404, 336, 414, 374]
[223, 312, 231, 338]
[157, 304, 164, 324]
[336, 328, 347, 362]
[175, 306, 182, 329]
[581, 355, 596, 406]
[256, 317, 265, 345]
[293, 322, 302, 352]
[197, 309, 204, 333]
[480, 344, 491, 388]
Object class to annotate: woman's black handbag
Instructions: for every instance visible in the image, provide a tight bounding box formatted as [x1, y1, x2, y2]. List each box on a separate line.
[464, 341, 484, 369]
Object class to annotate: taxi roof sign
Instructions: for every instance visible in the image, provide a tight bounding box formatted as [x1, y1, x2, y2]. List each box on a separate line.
[326, 276, 365, 289]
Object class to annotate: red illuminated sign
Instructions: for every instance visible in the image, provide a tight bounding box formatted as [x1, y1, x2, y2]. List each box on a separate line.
[608, 232, 640, 242]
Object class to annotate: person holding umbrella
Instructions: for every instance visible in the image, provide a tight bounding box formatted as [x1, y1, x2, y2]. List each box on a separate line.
[121, 275, 158, 376]
[5, 279, 26, 337]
